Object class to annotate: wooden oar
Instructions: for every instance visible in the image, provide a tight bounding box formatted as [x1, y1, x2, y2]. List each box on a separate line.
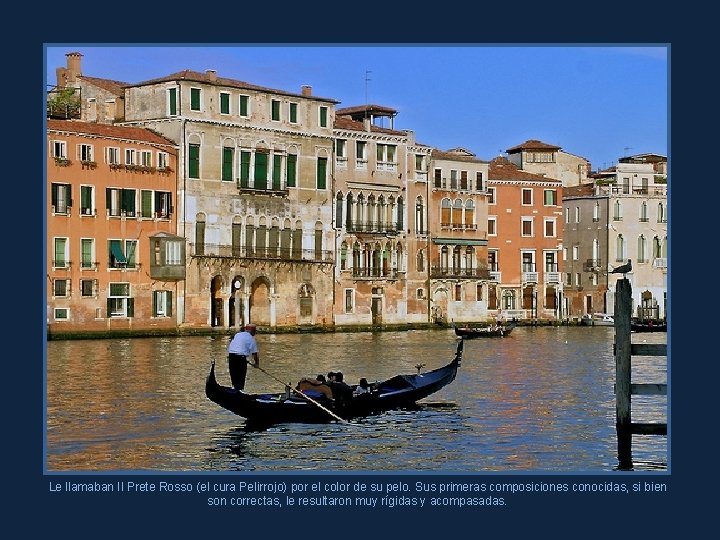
[246, 359, 348, 424]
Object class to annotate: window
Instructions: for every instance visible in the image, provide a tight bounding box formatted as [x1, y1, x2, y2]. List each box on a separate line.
[239, 95, 249, 117]
[637, 235, 647, 263]
[521, 217, 534, 236]
[614, 200, 623, 221]
[168, 87, 177, 116]
[286, 153, 297, 187]
[272, 154, 282, 190]
[522, 188, 532, 205]
[476, 283, 483, 301]
[417, 288, 425, 299]
[140, 150, 152, 167]
[377, 144, 397, 170]
[575, 206, 581, 223]
[106, 188, 137, 217]
[190, 88, 201, 111]
[52, 140, 67, 159]
[106, 147, 120, 165]
[154, 191, 172, 218]
[434, 168, 443, 189]
[356, 141, 367, 169]
[240, 150, 251, 187]
[220, 92, 230, 114]
[157, 152, 169, 170]
[522, 252, 535, 272]
[289, 102, 298, 123]
[616, 234, 625, 262]
[222, 147, 234, 181]
[543, 189, 557, 206]
[415, 197, 425, 234]
[125, 148, 136, 166]
[544, 218, 556, 237]
[141, 190, 153, 218]
[80, 185, 94, 216]
[441, 198, 451, 227]
[53, 238, 68, 267]
[464, 200, 475, 228]
[80, 279, 96, 297]
[317, 156, 327, 190]
[271, 99, 281, 121]
[487, 187, 496, 204]
[54, 308, 69, 321]
[108, 282, 133, 318]
[152, 290, 173, 317]
[475, 172, 484, 191]
[640, 201, 648, 222]
[51, 183, 71, 214]
[572, 246, 579, 260]
[455, 284, 462, 301]
[53, 278, 69, 297]
[336, 139, 346, 158]
[79, 143, 94, 163]
[657, 202, 666, 223]
[488, 216, 497, 236]
[319, 106, 328, 127]
[593, 202, 600, 222]
[188, 144, 200, 179]
[344, 289, 354, 313]
[80, 238, 94, 269]
[417, 250, 425, 272]
[254, 151, 268, 189]
[565, 208, 570, 223]
[450, 170, 458, 190]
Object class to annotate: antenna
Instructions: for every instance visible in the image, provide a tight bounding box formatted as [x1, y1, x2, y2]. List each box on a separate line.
[623, 146, 632, 156]
[364, 69, 372, 111]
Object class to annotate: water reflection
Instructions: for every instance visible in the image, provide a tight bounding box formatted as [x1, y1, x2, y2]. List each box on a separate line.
[46, 327, 667, 472]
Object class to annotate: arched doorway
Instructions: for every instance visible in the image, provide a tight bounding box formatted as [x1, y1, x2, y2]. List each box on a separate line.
[249, 277, 271, 326]
[432, 287, 448, 324]
[210, 275, 224, 327]
[298, 282, 314, 325]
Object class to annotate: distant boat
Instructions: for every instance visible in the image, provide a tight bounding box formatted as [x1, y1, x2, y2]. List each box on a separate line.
[453, 320, 517, 339]
[631, 319, 667, 333]
[580, 313, 614, 327]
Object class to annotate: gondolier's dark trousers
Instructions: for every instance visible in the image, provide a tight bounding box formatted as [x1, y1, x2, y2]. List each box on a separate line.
[228, 353, 248, 390]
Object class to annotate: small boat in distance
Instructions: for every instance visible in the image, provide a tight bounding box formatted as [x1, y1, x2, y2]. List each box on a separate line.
[631, 319, 667, 332]
[453, 320, 517, 339]
[580, 313, 615, 327]
[205, 340, 463, 426]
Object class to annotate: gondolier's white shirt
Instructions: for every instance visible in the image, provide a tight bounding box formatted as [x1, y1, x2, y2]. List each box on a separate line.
[228, 331, 258, 356]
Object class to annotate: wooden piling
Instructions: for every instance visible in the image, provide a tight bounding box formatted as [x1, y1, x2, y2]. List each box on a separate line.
[614, 278, 667, 470]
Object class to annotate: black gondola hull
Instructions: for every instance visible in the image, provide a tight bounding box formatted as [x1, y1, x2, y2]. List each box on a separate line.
[206, 340, 463, 425]
[453, 322, 517, 339]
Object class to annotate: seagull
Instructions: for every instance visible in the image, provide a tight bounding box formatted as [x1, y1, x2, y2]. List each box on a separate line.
[610, 259, 632, 277]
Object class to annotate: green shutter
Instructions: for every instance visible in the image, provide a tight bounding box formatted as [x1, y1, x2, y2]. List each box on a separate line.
[190, 88, 200, 111]
[122, 189, 136, 215]
[316, 157, 327, 190]
[272, 100, 280, 121]
[273, 154, 282, 190]
[222, 147, 234, 181]
[81, 185, 91, 209]
[166, 292, 173, 316]
[254, 152, 268, 189]
[220, 93, 229, 114]
[240, 95, 248, 116]
[290, 103, 297, 123]
[286, 154, 297, 187]
[240, 151, 250, 187]
[320, 107, 327, 127]
[169, 88, 177, 116]
[152, 291, 158, 316]
[188, 144, 200, 178]
[141, 190, 152, 218]
[127, 298, 134, 317]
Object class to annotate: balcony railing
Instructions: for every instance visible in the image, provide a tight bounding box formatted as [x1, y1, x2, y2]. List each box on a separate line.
[351, 268, 400, 280]
[653, 258, 667, 269]
[430, 266, 491, 279]
[190, 243, 333, 263]
[346, 221, 400, 235]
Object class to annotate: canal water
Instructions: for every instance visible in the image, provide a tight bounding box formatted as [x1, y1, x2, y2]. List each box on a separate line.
[46, 326, 667, 473]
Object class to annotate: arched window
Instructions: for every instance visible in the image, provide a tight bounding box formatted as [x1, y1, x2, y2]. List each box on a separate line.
[614, 200, 623, 221]
[195, 214, 206, 256]
[340, 241, 348, 270]
[452, 199, 463, 227]
[640, 201, 648, 222]
[415, 196, 425, 234]
[345, 192, 354, 230]
[464, 200, 475, 228]
[616, 234, 625, 262]
[453, 245, 462, 273]
[637, 235, 647, 263]
[653, 236, 662, 259]
[356, 193, 365, 228]
[396, 196, 404, 231]
[352, 241, 361, 272]
[335, 192, 343, 229]
[465, 246, 475, 273]
[657, 202, 666, 223]
[417, 249, 425, 272]
[377, 195, 385, 231]
[441, 198, 451, 226]
[440, 246, 449, 272]
[593, 201, 600, 222]
[367, 194, 376, 230]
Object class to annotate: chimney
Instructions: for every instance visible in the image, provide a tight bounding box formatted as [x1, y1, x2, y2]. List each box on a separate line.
[206, 69, 217, 82]
[301, 85, 312, 96]
[58, 52, 83, 86]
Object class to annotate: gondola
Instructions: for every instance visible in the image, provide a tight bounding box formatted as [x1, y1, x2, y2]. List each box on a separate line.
[453, 320, 517, 339]
[631, 320, 667, 332]
[205, 339, 463, 425]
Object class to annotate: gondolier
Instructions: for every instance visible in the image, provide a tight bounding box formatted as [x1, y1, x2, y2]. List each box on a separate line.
[227, 324, 260, 390]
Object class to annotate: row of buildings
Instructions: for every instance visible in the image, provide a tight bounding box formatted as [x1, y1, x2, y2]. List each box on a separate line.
[46, 52, 668, 335]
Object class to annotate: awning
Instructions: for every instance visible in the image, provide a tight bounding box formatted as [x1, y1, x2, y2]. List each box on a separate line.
[432, 237, 488, 246]
[110, 243, 127, 263]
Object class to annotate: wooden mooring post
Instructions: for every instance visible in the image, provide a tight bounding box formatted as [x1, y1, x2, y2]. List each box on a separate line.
[615, 278, 667, 470]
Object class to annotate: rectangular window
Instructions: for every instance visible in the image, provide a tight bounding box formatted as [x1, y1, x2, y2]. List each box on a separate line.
[434, 168, 443, 189]
[220, 92, 230, 114]
[455, 284, 462, 301]
[488, 187, 496, 204]
[125, 148, 136, 166]
[141, 190, 153, 218]
[475, 172, 484, 191]
[286, 153, 297, 187]
[53, 278, 69, 297]
[356, 141, 367, 169]
[289, 102, 298, 123]
[152, 290, 173, 317]
[80, 279, 96, 297]
[80, 185, 94, 216]
[239, 95, 249, 117]
[336, 139, 346, 158]
[80, 238, 94, 269]
[544, 219, 556, 237]
[345, 289, 354, 313]
[54, 308, 69, 320]
[488, 217, 497, 236]
[272, 154, 282, 190]
[54, 238, 68, 267]
[222, 147, 234, 181]
[254, 152, 268, 189]
[51, 183, 72, 214]
[240, 151, 251, 187]
[319, 106, 328, 127]
[157, 152, 169, 170]
[317, 157, 327, 189]
[165, 240, 182, 265]
[140, 150, 152, 167]
[79, 143, 94, 162]
[168, 87, 177, 116]
[106, 147, 120, 165]
[52, 140, 67, 159]
[522, 188, 533, 205]
[522, 217, 534, 236]
[450, 170, 458, 190]
[460, 171, 468, 190]
[190, 88, 201, 111]
[188, 144, 200, 178]
[271, 99, 281, 121]
[544, 189, 557, 206]
[155, 191, 172, 219]
[108, 282, 132, 318]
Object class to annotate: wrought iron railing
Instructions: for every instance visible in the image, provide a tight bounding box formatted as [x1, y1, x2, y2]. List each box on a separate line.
[190, 243, 333, 263]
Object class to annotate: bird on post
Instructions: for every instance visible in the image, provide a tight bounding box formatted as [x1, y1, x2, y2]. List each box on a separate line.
[610, 259, 632, 277]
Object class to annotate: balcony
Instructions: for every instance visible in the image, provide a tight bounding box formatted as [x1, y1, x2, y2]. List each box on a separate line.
[430, 266, 491, 280]
[523, 271, 538, 283]
[190, 243, 333, 263]
[351, 268, 401, 280]
[653, 258, 667, 269]
[544, 272, 561, 284]
[583, 258, 602, 272]
[346, 221, 400, 235]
